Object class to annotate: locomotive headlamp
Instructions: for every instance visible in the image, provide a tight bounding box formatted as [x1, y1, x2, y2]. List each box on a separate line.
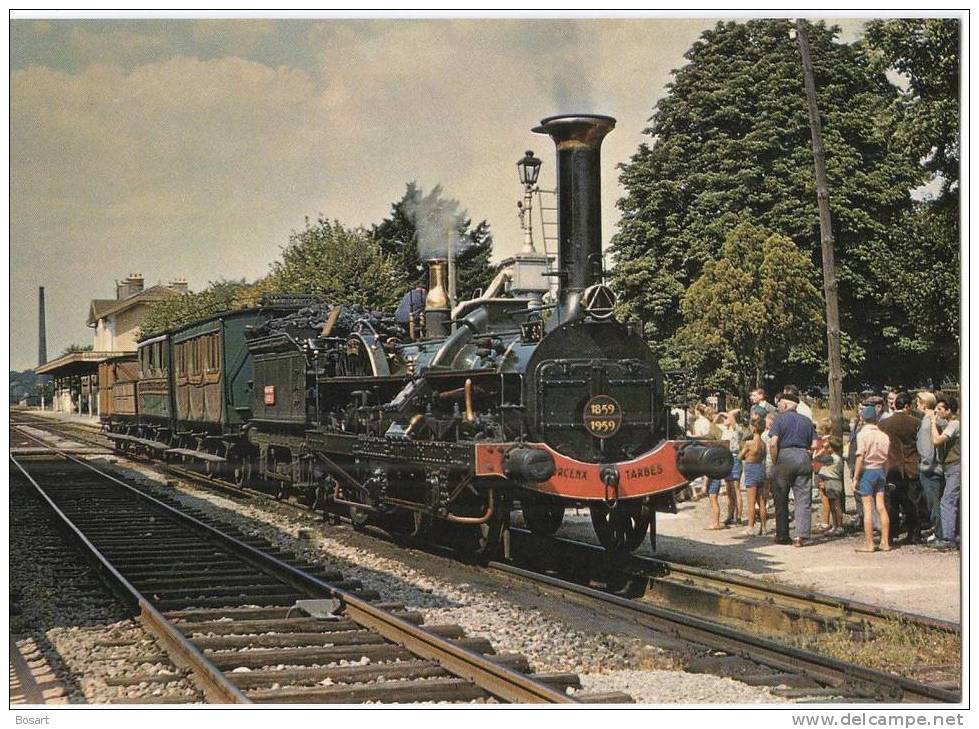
[517, 150, 542, 186]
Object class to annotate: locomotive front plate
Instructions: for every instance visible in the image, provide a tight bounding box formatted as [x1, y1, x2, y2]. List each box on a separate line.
[582, 395, 622, 438]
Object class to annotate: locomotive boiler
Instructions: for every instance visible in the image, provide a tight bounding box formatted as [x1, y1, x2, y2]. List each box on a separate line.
[103, 113, 731, 555]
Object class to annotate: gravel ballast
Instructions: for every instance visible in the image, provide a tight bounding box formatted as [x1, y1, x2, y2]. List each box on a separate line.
[10, 470, 204, 704]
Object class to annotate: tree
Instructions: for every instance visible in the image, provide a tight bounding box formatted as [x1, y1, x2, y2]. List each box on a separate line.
[268, 217, 401, 310]
[864, 18, 960, 198]
[675, 223, 824, 396]
[611, 19, 925, 385]
[862, 19, 960, 384]
[61, 343, 93, 355]
[372, 183, 495, 301]
[373, 182, 425, 289]
[455, 219, 494, 300]
[139, 279, 261, 339]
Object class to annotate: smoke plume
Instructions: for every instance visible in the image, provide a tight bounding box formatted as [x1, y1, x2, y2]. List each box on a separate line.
[405, 184, 466, 261]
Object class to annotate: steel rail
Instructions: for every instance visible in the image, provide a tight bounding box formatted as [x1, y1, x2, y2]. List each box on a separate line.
[10, 454, 249, 704]
[9, 434, 575, 705]
[489, 561, 959, 704]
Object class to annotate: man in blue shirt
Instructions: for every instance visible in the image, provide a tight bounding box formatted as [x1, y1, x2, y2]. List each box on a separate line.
[768, 392, 818, 546]
[395, 285, 427, 333]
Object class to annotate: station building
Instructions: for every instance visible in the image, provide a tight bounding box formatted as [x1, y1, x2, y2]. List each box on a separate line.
[35, 274, 187, 417]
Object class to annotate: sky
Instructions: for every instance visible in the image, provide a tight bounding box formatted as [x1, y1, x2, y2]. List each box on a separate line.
[10, 15, 874, 371]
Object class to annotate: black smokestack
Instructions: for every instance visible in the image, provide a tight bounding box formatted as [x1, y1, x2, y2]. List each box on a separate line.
[533, 114, 615, 306]
[38, 286, 47, 366]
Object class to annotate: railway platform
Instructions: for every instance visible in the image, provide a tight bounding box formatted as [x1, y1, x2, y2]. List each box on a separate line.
[13, 407, 100, 430]
[562, 500, 961, 624]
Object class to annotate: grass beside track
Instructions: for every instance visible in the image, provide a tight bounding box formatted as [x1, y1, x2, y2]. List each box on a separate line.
[792, 617, 960, 680]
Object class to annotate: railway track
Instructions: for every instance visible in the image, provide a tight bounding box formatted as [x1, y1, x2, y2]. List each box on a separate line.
[11, 411, 962, 702]
[10, 432, 627, 705]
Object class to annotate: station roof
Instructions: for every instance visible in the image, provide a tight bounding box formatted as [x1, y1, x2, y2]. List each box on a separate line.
[35, 350, 133, 377]
[87, 285, 182, 327]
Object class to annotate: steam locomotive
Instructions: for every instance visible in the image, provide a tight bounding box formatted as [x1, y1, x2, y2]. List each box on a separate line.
[100, 113, 731, 555]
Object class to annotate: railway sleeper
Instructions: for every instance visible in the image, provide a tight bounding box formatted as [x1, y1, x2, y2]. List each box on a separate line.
[738, 672, 823, 689]
[234, 659, 448, 689]
[177, 612, 425, 635]
[205, 637, 495, 669]
[227, 653, 533, 690]
[164, 604, 398, 622]
[131, 573, 295, 591]
[146, 583, 327, 601]
[193, 624, 466, 650]
[153, 593, 310, 610]
[247, 676, 488, 704]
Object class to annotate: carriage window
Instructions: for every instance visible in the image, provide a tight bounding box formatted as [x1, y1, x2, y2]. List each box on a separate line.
[206, 334, 220, 373]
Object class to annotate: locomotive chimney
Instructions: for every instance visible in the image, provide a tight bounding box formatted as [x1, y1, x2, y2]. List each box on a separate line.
[424, 258, 451, 337]
[533, 114, 615, 311]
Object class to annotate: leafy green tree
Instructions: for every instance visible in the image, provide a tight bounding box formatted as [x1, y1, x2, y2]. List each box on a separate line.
[675, 223, 824, 396]
[373, 183, 495, 301]
[373, 182, 425, 289]
[864, 18, 960, 198]
[861, 19, 960, 385]
[139, 279, 258, 339]
[611, 19, 925, 385]
[455, 219, 494, 300]
[268, 217, 401, 310]
[880, 201, 959, 385]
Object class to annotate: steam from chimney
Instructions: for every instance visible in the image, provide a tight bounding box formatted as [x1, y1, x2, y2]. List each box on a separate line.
[403, 184, 466, 263]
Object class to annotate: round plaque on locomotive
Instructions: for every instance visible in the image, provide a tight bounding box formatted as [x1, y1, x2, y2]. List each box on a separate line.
[582, 395, 623, 438]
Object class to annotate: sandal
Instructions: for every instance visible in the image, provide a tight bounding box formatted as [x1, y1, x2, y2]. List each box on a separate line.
[880, 545, 893, 552]
[793, 538, 805, 548]
[855, 546, 878, 553]
[705, 525, 726, 531]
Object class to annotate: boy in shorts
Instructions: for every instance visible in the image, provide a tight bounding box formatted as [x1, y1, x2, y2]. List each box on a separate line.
[740, 417, 767, 534]
[853, 405, 892, 552]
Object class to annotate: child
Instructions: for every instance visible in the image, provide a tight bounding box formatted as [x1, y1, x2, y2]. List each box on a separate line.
[814, 418, 833, 532]
[719, 411, 743, 526]
[814, 436, 845, 536]
[740, 417, 767, 534]
[761, 412, 777, 517]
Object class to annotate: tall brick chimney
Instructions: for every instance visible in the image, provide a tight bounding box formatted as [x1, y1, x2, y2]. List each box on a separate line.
[38, 286, 47, 367]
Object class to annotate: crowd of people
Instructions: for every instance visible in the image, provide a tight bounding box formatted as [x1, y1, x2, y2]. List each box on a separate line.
[681, 386, 961, 552]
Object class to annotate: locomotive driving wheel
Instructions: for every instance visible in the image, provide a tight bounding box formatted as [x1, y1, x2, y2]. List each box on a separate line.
[520, 492, 566, 536]
[590, 498, 651, 553]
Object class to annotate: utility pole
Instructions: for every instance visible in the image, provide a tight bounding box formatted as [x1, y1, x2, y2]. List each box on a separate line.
[796, 18, 844, 437]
